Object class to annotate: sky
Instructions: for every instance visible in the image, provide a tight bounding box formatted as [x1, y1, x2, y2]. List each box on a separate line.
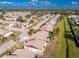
[0, 0, 79, 9]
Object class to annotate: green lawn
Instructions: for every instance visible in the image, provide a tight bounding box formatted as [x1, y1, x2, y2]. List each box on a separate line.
[56, 19, 65, 57]
[64, 15, 78, 58]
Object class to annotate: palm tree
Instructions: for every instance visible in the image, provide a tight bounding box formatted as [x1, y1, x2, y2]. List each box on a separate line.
[8, 47, 12, 55]
[28, 29, 35, 35]
[0, 11, 5, 20]
[55, 28, 60, 35]
[48, 31, 54, 40]
[16, 16, 25, 22]
[0, 35, 4, 42]
[11, 34, 16, 41]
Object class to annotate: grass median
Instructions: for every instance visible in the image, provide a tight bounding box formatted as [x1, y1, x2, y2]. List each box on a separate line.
[64, 15, 78, 58]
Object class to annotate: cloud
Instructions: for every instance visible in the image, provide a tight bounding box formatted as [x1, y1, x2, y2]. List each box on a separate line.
[0, 0, 53, 7]
[26, 0, 52, 6]
[71, 1, 78, 5]
[31, 0, 38, 2]
[44, 1, 52, 5]
[27, 0, 39, 5]
[0, 1, 14, 5]
[28, 2, 37, 5]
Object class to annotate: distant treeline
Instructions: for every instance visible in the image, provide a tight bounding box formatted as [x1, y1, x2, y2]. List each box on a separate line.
[0, 8, 79, 15]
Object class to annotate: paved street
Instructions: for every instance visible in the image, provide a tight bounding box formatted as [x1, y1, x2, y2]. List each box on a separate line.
[0, 40, 16, 55]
